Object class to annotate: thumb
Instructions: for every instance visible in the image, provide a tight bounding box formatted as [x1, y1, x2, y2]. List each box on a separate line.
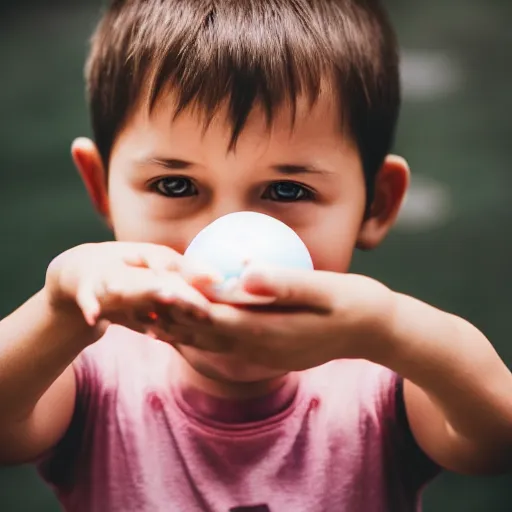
[240, 266, 334, 311]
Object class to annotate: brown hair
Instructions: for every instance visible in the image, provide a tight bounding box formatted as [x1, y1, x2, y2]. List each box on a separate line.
[86, 0, 400, 202]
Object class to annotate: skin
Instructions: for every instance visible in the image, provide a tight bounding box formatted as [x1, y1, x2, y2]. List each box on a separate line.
[73, 89, 512, 474]
[73, 89, 408, 396]
[1, 87, 511, 477]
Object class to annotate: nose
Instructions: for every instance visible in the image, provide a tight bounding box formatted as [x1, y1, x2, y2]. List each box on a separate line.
[208, 206, 247, 224]
[206, 194, 258, 226]
[185, 201, 251, 249]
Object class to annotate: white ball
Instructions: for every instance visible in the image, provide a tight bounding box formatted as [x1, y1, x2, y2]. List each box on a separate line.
[185, 212, 313, 302]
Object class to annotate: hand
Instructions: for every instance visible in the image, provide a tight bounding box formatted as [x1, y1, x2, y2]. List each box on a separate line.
[194, 267, 395, 371]
[45, 242, 222, 346]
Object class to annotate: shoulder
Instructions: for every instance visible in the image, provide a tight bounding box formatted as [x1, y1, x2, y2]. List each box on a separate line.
[302, 360, 440, 484]
[302, 359, 398, 417]
[36, 327, 173, 490]
[301, 360, 403, 452]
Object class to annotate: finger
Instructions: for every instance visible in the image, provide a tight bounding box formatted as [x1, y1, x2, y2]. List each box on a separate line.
[180, 256, 224, 287]
[239, 266, 334, 311]
[143, 302, 234, 354]
[120, 243, 196, 280]
[101, 308, 151, 336]
[158, 273, 213, 312]
[94, 319, 112, 339]
[205, 301, 320, 344]
[99, 267, 211, 313]
[148, 324, 195, 346]
[76, 282, 101, 326]
[203, 277, 279, 305]
[135, 301, 209, 333]
[133, 302, 165, 327]
[165, 300, 212, 326]
[204, 302, 267, 337]
[121, 243, 180, 272]
[106, 304, 192, 342]
[121, 243, 223, 285]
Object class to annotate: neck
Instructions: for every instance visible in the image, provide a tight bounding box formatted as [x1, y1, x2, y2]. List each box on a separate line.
[172, 349, 296, 401]
[187, 371, 296, 400]
[171, 353, 300, 423]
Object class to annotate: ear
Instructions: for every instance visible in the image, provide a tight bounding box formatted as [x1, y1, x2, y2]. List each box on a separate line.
[71, 138, 112, 227]
[357, 155, 410, 250]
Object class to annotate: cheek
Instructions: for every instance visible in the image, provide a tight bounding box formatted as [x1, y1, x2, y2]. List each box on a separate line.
[308, 236, 354, 273]
[298, 211, 363, 273]
[108, 185, 194, 253]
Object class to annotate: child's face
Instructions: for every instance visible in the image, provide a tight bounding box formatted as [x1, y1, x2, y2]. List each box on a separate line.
[73, 88, 408, 384]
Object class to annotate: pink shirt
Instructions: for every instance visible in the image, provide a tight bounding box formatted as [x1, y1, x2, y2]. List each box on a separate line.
[37, 326, 439, 511]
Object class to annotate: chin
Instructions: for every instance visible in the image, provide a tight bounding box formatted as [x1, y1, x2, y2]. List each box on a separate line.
[177, 345, 286, 384]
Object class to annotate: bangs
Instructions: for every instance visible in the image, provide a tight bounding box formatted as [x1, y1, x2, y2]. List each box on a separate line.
[136, 1, 340, 147]
[87, 0, 400, 194]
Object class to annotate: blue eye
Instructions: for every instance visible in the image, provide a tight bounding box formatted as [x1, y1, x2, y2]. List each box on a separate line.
[154, 177, 197, 197]
[265, 182, 314, 202]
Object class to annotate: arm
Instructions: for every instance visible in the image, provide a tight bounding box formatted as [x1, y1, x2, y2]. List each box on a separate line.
[0, 242, 218, 465]
[0, 290, 92, 464]
[375, 293, 512, 475]
[224, 268, 512, 475]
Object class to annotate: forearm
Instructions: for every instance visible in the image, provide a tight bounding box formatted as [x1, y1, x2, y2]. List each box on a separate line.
[374, 292, 512, 447]
[0, 289, 94, 423]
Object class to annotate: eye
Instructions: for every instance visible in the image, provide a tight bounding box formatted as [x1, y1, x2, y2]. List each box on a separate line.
[264, 181, 314, 202]
[152, 177, 197, 198]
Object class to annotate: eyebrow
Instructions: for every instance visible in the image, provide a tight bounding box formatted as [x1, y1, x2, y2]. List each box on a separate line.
[141, 157, 334, 176]
[270, 164, 334, 176]
[144, 158, 191, 169]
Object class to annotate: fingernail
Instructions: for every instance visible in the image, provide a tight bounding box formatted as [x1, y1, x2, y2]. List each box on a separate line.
[241, 271, 264, 284]
[85, 299, 101, 324]
[239, 270, 277, 298]
[85, 311, 98, 326]
[146, 329, 158, 340]
[184, 259, 224, 283]
[240, 266, 274, 285]
[191, 274, 225, 289]
[213, 286, 277, 304]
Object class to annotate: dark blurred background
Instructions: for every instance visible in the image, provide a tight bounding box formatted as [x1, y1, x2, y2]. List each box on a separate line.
[0, 0, 511, 510]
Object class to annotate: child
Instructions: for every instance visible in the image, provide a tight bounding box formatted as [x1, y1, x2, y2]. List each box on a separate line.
[1, 0, 511, 511]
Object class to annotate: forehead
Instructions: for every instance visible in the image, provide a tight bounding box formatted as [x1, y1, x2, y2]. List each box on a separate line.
[130, 84, 348, 141]
[113, 85, 355, 162]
